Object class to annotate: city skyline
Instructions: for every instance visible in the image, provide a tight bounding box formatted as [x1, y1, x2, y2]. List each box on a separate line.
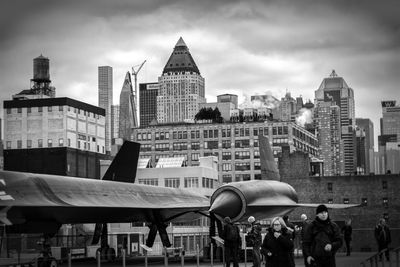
[0, 0, 399, 148]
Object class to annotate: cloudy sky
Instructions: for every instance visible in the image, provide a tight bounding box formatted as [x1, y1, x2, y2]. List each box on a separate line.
[1, 0, 399, 147]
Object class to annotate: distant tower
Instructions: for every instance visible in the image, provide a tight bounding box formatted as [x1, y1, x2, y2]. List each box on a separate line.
[30, 55, 56, 97]
[157, 37, 205, 123]
[119, 72, 135, 140]
[98, 66, 113, 153]
[315, 70, 356, 175]
[139, 82, 159, 127]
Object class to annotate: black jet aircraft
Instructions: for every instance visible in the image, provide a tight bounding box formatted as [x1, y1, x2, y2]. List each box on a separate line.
[0, 137, 359, 258]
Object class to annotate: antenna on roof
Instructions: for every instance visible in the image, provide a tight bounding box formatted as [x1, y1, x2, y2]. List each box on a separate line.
[330, 70, 338, 77]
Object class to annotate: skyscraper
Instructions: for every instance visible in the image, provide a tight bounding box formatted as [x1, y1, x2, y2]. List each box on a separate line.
[98, 66, 113, 153]
[119, 72, 136, 140]
[139, 82, 159, 127]
[314, 101, 344, 176]
[111, 104, 119, 142]
[380, 100, 400, 140]
[157, 37, 205, 123]
[356, 118, 374, 174]
[315, 70, 356, 175]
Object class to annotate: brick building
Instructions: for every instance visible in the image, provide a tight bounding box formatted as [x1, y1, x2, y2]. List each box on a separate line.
[278, 146, 400, 251]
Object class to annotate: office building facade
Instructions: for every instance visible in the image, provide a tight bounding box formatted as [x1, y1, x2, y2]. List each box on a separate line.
[139, 82, 159, 127]
[157, 37, 205, 123]
[132, 121, 318, 183]
[315, 70, 356, 175]
[356, 118, 374, 174]
[98, 66, 113, 153]
[3, 97, 107, 177]
[119, 72, 136, 140]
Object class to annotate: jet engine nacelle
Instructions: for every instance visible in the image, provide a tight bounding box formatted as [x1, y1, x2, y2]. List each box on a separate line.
[209, 180, 299, 222]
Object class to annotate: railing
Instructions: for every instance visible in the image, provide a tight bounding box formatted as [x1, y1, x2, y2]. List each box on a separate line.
[361, 246, 400, 267]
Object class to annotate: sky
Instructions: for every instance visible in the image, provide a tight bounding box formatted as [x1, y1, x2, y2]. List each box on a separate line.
[0, 0, 399, 148]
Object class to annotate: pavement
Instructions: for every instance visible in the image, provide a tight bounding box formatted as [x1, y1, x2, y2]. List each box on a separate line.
[60, 252, 376, 267]
[0, 252, 383, 267]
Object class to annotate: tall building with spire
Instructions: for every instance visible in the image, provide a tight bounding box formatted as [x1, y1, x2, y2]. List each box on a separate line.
[315, 70, 356, 175]
[157, 37, 205, 123]
[119, 72, 136, 140]
[98, 66, 113, 153]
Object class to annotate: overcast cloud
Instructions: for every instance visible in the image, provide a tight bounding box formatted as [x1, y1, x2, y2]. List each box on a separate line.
[1, 0, 399, 147]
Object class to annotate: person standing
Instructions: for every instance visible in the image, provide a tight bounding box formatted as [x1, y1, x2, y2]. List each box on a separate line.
[247, 216, 262, 267]
[374, 218, 391, 261]
[303, 204, 342, 267]
[300, 214, 312, 267]
[341, 219, 352, 256]
[261, 217, 295, 267]
[222, 216, 241, 267]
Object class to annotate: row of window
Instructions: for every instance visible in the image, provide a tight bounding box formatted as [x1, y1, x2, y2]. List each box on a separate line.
[138, 177, 214, 189]
[6, 106, 101, 119]
[328, 197, 389, 207]
[327, 181, 389, 191]
[137, 125, 316, 142]
[6, 139, 105, 153]
[222, 173, 262, 183]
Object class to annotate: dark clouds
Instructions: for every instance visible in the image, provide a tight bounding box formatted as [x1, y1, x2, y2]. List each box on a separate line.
[0, 0, 399, 147]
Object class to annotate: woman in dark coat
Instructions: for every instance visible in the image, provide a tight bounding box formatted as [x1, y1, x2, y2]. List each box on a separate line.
[261, 217, 295, 267]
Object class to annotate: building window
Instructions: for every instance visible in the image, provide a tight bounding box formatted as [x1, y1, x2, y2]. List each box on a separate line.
[184, 177, 199, 188]
[7, 109, 11, 114]
[137, 133, 142, 141]
[48, 106, 52, 112]
[191, 153, 199, 161]
[235, 162, 251, 171]
[59, 106, 63, 111]
[59, 138, 64, 146]
[191, 142, 200, 150]
[204, 141, 218, 149]
[382, 181, 387, 189]
[222, 163, 232, 171]
[38, 139, 43, 148]
[222, 175, 232, 183]
[343, 198, 349, 204]
[165, 178, 180, 188]
[138, 178, 158, 186]
[27, 140, 32, 148]
[327, 183, 333, 192]
[254, 162, 261, 170]
[222, 140, 231, 149]
[6, 141, 11, 149]
[328, 199, 333, 204]
[254, 174, 262, 180]
[68, 139, 71, 147]
[48, 139, 52, 147]
[222, 152, 231, 160]
[202, 177, 213, 188]
[17, 140, 22, 148]
[38, 106, 43, 112]
[17, 108, 22, 113]
[362, 198, 368, 206]
[254, 150, 260, 159]
[27, 107, 31, 113]
[235, 151, 250, 160]
[383, 198, 388, 208]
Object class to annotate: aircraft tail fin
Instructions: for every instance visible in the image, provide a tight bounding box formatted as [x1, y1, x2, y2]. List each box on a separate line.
[259, 135, 280, 180]
[102, 141, 141, 183]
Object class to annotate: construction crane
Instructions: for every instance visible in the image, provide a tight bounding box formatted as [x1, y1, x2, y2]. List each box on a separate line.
[131, 60, 146, 128]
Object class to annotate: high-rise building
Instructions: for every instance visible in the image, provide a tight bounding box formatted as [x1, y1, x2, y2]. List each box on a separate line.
[139, 82, 159, 127]
[111, 104, 119, 142]
[380, 100, 400, 140]
[119, 72, 136, 140]
[314, 101, 344, 176]
[315, 70, 356, 175]
[278, 92, 297, 122]
[98, 66, 113, 153]
[356, 118, 374, 174]
[157, 37, 205, 123]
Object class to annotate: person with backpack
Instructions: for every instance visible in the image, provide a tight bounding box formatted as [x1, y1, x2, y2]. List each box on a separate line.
[261, 217, 295, 267]
[222, 216, 241, 267]
[246, 216, 262, 267]
[303, 204, 342, 267]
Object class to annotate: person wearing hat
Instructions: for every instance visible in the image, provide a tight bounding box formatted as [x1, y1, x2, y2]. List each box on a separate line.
[246, 216, 262, 267]
[302, 205, 342, 267]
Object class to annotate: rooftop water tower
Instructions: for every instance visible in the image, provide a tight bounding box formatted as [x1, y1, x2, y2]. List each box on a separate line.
[30, 54, 55, 97]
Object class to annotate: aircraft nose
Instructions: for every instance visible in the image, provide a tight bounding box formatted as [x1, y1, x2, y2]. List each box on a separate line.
[209, 190, 242, 219]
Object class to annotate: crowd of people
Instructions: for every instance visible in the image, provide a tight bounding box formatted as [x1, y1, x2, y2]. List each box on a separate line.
[220, 205, 391, 267]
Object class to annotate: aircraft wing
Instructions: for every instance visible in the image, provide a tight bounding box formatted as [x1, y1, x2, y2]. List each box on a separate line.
[296, 203, 363, 209]
[0, 170, 210, 233]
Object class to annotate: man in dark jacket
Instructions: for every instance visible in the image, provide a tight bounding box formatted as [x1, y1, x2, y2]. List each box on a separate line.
[222, 216, 241, 267]
[303, 205, 343, 267]
[374, 218, 391, 261]
[247, 216, 262, 267]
